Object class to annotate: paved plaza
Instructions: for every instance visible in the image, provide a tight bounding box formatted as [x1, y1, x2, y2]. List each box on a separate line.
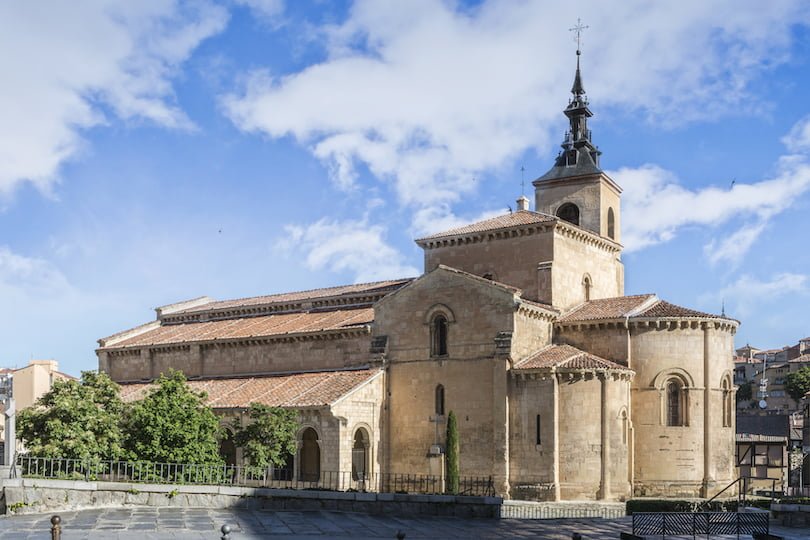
[0, 508, 806, 539]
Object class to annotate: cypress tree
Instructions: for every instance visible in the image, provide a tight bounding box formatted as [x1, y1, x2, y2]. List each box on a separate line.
[445, 410, 459, 494]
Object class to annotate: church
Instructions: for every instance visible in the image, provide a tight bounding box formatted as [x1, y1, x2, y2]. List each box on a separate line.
[97, 50, 738, 502]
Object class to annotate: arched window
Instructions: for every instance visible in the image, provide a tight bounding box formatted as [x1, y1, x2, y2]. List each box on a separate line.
[666, 380, 685, 426]
[435, 384, 445, 416]
[556, 203, 580, 226]
[431, 315, 449, 357]
[582, 274, 592, 302]
[352, 428, 370, 481]
[721, 378, 733, 428]
[607, 207, 615, 240]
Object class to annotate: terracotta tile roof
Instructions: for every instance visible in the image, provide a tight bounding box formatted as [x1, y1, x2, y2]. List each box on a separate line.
[788, 354, 810, 363]
[558, 294, 656, 322]
[559, 295, 727, 323]
[514, 344, 630, 371]
[100, 307, 374, 350]
[416, 211, 555, 242]
[638, 300, 719, 318]
[174, 279, 413, 315]
[118, 368, 381, 409]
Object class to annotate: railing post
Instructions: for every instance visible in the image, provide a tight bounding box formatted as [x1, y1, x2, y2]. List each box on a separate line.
[50, 515, 61, 540]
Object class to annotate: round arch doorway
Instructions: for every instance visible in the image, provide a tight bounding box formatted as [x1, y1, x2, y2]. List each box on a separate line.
[299, 428, 320, 482]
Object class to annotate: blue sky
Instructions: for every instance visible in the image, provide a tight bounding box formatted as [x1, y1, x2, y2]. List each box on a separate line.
[2, 1, 810, 376]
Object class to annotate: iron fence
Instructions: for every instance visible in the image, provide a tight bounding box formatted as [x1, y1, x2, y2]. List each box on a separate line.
[784, 486, 810, 497]
[15, 456, 495, 497]
[632, 511, 768, 538]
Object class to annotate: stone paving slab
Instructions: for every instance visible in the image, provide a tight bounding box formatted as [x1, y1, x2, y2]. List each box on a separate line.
[0, 508, 807, 539]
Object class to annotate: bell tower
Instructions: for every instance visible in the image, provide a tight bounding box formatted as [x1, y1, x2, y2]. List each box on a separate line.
[533, 41, 622, 244]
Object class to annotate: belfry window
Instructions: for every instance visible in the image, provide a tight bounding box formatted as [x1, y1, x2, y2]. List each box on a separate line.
[666, 380, 685, 426]
[431, 315, 449, 357]
[556, 203, 580, 226]
[435, 384, 445, 416]
[607, 207, 615, 240]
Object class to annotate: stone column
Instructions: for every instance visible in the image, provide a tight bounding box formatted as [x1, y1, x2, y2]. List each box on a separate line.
[492, 358, 510, 496]
[702, 323, 714, 497]
[552, 371, 561, 501]
[599, 373, 611, 500]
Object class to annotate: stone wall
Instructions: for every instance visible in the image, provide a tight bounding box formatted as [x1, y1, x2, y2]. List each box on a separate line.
[374, 268, 515, 481]
[103, 332, 372, 382]
[1, 478, 502, 518]
[332, 374, 385, 480]
[550, 228, 623, 311]
[630, 322, 736, 498]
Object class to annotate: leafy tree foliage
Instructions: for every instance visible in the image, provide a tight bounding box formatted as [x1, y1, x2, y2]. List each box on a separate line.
[445, 410, 459, 495]
[785, 366, 810, 402]
[123, 370, 223, 465]
[233, 403, 298, 468]
[736, 381, 752, 402]
[17, 371, 125, 460]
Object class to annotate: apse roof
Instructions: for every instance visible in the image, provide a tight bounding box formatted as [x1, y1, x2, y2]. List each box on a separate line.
[514, 344, 630, 371]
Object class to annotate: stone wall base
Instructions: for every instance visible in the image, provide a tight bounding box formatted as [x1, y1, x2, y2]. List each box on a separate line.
[0, 478, 502, 519]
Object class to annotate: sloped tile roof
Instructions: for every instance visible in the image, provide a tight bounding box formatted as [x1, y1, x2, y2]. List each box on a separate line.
[100, 307, 374, 350]
[118, 368, 381, 409]
[788, 354, 810, 363]
[558, 294, 656, 322]
[559, 295, 726, 323]
[416, 211, 555, 242]
[639, 300, 718, 318]
[174, 279, 413, 314]
[514, 344, 630, 371]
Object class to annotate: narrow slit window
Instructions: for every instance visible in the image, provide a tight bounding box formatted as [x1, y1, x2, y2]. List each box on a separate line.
[435, 384, 445, 416]
[535, 414, 541, 445]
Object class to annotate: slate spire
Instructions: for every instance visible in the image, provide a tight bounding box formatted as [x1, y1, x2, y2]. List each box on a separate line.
[535, 41, 602, 182]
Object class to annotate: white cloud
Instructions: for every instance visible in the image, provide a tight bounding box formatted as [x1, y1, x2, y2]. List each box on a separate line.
[233, 0, 284, 22]
[223, 0, 810, 232]
[0, 1, 228, 195]
[783, 114, 810, 153]
[713, 273, 809, 316]
[0, 247, 73, 297]
[613, 153, 810, 256]
[275, 218, 419, 282]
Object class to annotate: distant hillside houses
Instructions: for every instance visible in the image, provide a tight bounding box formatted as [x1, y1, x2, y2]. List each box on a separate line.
[734, 336, 810, 413]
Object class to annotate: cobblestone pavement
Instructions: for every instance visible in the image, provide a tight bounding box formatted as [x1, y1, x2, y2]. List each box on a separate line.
[0, 508, 806, 539]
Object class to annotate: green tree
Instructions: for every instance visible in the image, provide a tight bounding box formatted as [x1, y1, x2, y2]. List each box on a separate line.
[233, 403, 298, 468]
[736, 381, 752, 402]
[785, 366, 810, 402]
[123, 370, 222, 465]
[445, 410, 459, 495]
[17, 371, 125, 460]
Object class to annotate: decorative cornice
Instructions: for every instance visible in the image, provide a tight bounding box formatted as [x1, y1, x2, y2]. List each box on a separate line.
[515, 301, 557, 321]
[553, 221, 622, 253]
[512, 367, 634, 382]
[556, 317, 739, 334]
[416, 222, 556, 250]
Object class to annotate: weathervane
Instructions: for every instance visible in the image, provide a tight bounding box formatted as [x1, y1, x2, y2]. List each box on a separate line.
[569, 18, 589, 53]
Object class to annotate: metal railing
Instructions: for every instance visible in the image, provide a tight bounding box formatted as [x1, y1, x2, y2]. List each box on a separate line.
[632, 512, 769, 538]
[702, 475, 781, 510]
[16, 456, 495, 497]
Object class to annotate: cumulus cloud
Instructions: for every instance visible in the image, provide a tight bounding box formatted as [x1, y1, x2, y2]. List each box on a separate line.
[275, 218, 419, 282]
[0, 247, 73, 297]
[0, 1, 228, 195]
[710, 273, 809, 316]
[223, 0, 810, 233]
[614, 114, 810, 261]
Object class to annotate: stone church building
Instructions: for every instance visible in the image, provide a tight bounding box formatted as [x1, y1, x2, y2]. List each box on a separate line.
[97, 54, 738, 501]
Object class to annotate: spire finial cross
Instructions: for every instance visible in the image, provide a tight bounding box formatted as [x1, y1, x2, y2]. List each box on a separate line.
[569, 18, 589, 53]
